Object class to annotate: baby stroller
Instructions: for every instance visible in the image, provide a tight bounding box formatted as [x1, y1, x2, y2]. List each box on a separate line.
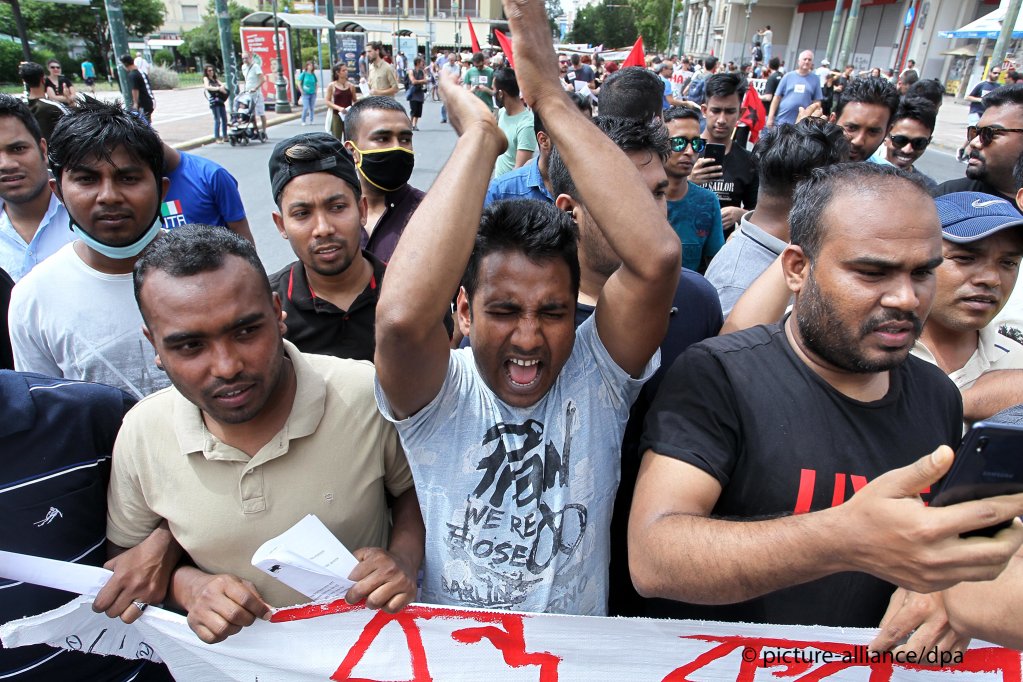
[227, 91, 267, 145]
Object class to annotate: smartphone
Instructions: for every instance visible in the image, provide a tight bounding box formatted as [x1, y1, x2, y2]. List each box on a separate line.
[703, 143, 726, 166]
[931, 421, 1023, 537]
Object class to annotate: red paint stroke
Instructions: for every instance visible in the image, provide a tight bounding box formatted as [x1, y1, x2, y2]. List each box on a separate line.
[663, 635, 1022, 682]
[273, 600, 559, 681]
[451, 614, 561, 681]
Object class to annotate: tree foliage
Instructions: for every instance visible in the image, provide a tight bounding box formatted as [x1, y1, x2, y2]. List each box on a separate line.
[629, 0, 672, 52]
[0, 0, 164, 75]
[179, 0, 250, 69]
[567, 0, 636, 49]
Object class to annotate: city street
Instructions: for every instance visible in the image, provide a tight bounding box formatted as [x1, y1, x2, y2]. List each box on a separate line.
[169, 87, 970, 273]
[177, 93, 456, 273]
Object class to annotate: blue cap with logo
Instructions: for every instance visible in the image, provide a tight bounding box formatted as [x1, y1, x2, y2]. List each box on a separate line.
[934, 192, 1023, 243]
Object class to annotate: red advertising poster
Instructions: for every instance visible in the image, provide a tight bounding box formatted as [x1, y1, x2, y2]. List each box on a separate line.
[239, 27, 293, 104]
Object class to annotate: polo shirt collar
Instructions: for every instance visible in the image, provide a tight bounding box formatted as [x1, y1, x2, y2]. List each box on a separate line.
[285, 250, 384, 314]
[174, 339, 326, 461]
[739, 212, 787, 256]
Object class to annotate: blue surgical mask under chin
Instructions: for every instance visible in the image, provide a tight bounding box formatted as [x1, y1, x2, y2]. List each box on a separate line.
[70, 218, 163, 260]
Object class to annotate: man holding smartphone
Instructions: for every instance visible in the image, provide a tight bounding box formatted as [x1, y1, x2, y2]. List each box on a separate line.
[689, 73, 758, 235]
[631, 163, 1023, 657]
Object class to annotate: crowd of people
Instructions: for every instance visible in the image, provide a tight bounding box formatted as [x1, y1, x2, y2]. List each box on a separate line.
[4, 2, 1023, 678]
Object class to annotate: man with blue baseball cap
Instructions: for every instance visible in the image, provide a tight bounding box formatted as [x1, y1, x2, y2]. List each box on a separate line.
[913, 191, 1023, 425]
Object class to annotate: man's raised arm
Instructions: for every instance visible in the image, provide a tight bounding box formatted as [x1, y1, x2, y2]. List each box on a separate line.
[374, 75, 507, 419]
[505, 0, 681, 377]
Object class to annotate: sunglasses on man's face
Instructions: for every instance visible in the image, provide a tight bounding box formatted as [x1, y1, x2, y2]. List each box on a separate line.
[889, 134, 930, 151]
[669, 135, 706, 153]
[967, 125, 1023, 146]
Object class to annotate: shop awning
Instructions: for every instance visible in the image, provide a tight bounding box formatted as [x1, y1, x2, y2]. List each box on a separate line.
[240, 12, 337, 29]
[939, 8, 1023, 40]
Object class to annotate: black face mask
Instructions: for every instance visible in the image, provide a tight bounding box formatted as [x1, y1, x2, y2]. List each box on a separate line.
[350, 144, 415, 192]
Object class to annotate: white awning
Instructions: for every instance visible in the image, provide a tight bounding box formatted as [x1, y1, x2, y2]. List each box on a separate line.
[939, 8, 1023, 40]
[240, 12, 337, 29]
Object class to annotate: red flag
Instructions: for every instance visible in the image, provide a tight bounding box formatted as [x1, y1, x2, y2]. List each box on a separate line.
[621, 37, 645, 68]
[739, 83, 767, 144]
[466, 16, 481, 53]
[495, 29, 513, 68]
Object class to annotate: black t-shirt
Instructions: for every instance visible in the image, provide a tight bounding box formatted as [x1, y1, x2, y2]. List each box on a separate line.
[588, 269, 723, 617]
[969, 80, 1001, 116]
[764, 71, 782, 97]
[640, 321, 962, 627]
[128, 70, 154, 113]
[45, 75, 73, 96]
[0, 268, 11, 370]
[934, 177, 1020, 204]
[268, 251, 386, 362]
[702, 143, 758, 210]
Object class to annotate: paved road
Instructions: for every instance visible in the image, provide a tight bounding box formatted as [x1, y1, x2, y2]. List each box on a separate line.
[187, 95, 456, 274]
[182, 92, 970, 273]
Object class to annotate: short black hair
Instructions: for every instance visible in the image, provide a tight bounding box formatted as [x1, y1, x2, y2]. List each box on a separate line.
[0, 93, 42, 144]
[18, 62, 45, 88]
[369, 41, 384, 51]
[598, 67, 663, 122]
[984, 83, 1023, 109]
[899, 69, 919, 87]
[119, 54, 134, 67]
[768, 57, 780, 70]
[134, 225, 270, 323]
[833, 76, 899, 127]
[472, 51, 485, 64]
[906, 78, 944, 109]
[494, 67, 519, 98]
[1013, 151, 1023, 191]
[462, 199, 579, 302]
[893, 96, 937, 134]
[704, 72, 746, 103]
[548, 116, 669, 200]
[789, 163, 929, 262]
[48, 98, 163, 190]
[345, 95, 410, 142]
[663, 105, 700, 124]
[753, 118, 849, 197]
[704, 56, 719, 72]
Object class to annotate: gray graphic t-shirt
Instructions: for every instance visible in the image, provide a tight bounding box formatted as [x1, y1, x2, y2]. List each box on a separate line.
[375, 317, 656, 615]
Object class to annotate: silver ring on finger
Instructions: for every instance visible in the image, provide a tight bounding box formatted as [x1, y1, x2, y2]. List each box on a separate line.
[132, 600, 148, 614]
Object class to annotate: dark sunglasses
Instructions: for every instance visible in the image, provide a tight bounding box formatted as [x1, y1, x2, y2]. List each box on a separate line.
[670, 135, 706, 153]
[889, 134, 930, 151]
[967, 125, 1023, 146]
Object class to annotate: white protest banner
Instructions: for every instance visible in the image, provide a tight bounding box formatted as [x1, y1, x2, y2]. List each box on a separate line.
[2, 594, 1021, 681]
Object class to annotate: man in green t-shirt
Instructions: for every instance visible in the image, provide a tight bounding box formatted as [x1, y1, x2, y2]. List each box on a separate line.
[493, 68, 535, 177]
[463, 52, 495, 111]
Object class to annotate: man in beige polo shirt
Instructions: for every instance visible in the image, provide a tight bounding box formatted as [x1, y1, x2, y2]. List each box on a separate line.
[366, 41, 399, 98]
[106, 224, 423, 644]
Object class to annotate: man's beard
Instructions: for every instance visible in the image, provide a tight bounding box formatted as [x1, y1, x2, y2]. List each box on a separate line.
[796, 272, 921, 374]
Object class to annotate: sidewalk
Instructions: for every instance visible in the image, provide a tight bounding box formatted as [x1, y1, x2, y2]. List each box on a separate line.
[93, 86, 311, 149]
[932, 97, 970, 154]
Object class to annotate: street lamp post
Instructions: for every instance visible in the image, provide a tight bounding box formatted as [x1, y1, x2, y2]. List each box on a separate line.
[453, 0, 460, 53]
[739, 0, 757, 65]
[271, 0, 292, 113]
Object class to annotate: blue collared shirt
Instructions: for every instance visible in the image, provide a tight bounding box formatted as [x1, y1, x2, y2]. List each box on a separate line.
[0, 193, 72, 282]
[484, 157, 553, 206]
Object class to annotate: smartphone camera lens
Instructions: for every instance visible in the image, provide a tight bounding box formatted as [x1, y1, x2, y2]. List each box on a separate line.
[977, 436, 989, 453]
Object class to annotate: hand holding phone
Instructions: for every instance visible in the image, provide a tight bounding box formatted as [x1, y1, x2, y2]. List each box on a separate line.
[931, 422, 1023, 537]
[703, 142, 726, 166]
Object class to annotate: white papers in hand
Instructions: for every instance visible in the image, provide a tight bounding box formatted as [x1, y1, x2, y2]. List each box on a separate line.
[251, 515, 359, 602]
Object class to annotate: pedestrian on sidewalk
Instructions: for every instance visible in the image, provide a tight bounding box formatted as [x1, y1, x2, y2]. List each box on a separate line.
[406, 56, 427, 130]
[299, 61, 318, 126]
[202, 64, 229, 143]
[325, 62, 357, 140]
[120, 54, 155, 124]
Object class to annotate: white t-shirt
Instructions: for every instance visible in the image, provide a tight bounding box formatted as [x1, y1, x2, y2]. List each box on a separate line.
[375, 317, 657, 615]
[8, 241, 170, 399]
